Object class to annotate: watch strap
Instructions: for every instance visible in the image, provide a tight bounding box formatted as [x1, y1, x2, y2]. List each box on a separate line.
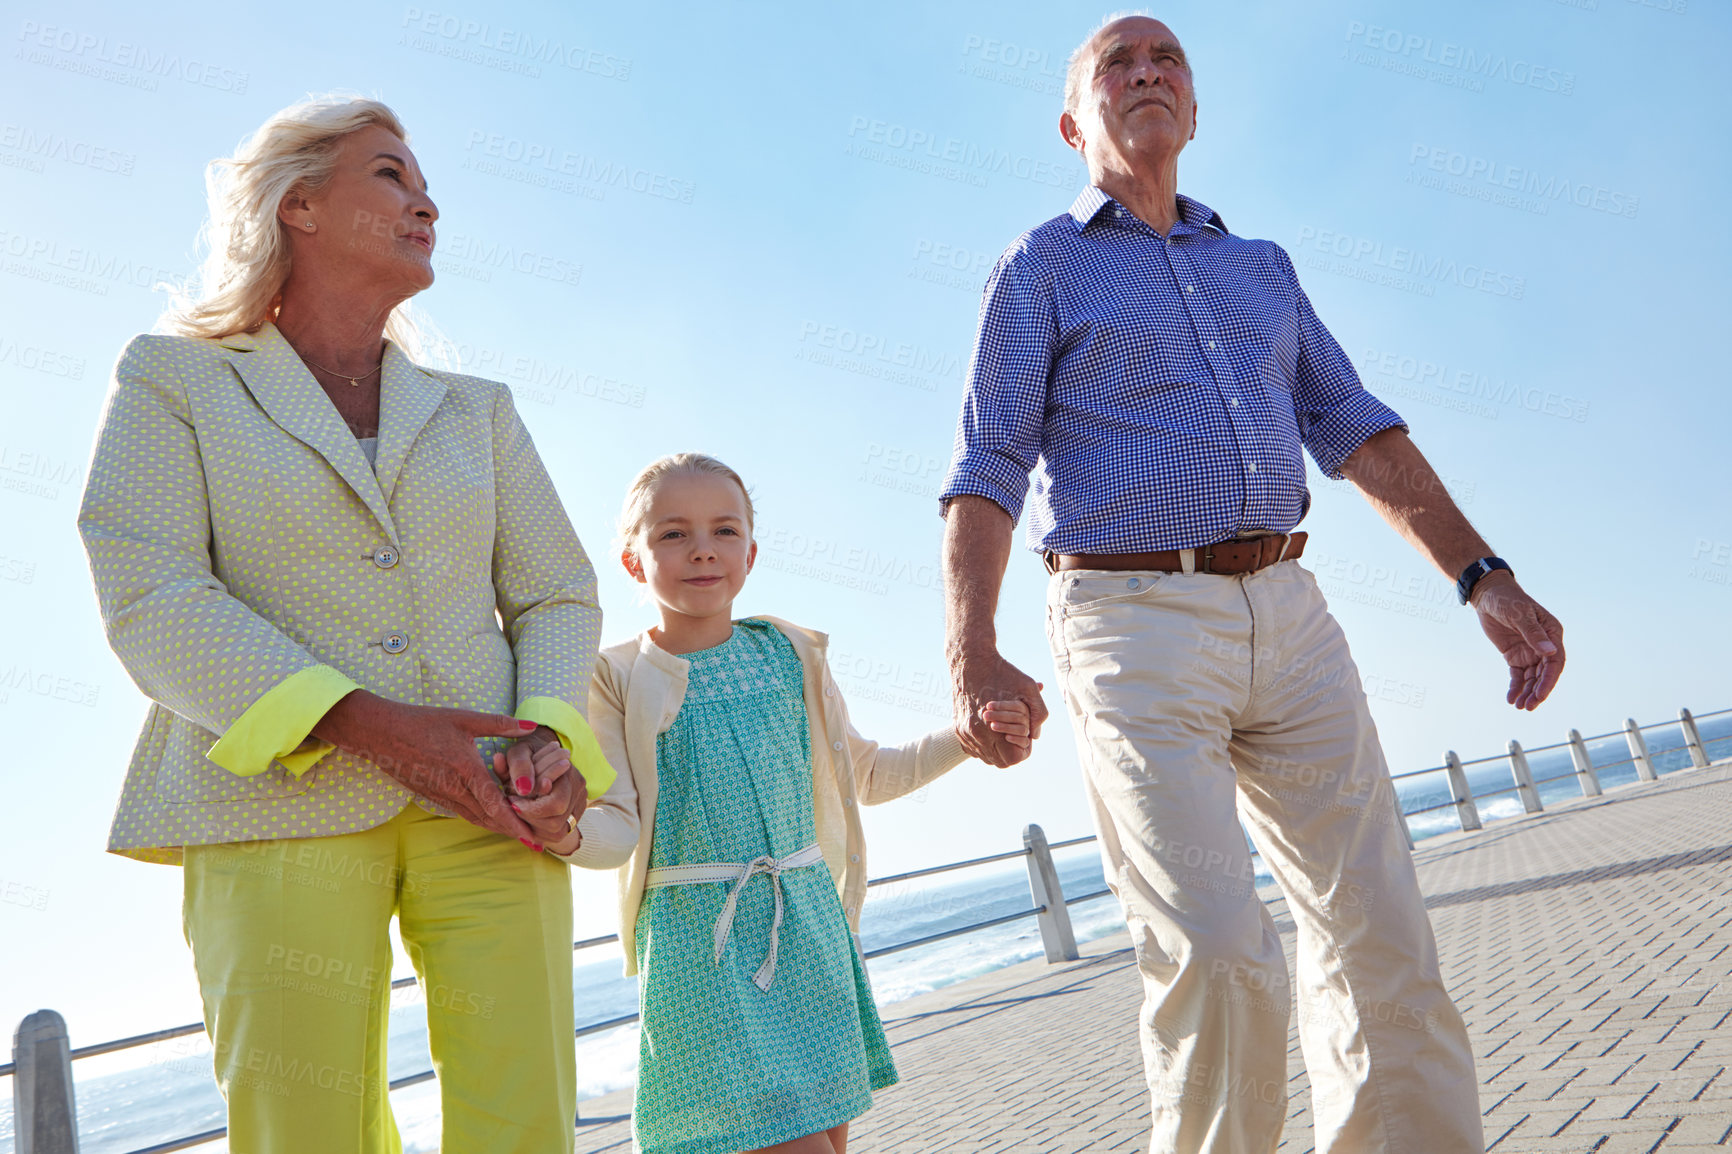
[1458, 556, 1513, 605]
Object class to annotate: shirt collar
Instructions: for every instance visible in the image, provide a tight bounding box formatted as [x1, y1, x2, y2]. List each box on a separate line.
[1069, 186, 1229, 236]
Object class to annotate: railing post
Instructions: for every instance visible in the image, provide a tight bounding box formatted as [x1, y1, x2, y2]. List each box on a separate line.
[1568, 729, 1602, 797]
[1508, 740, 1543, 814]
[1680, 708, 1710, 769]
[13, 1010, 80, 1154]
[1443, 751, 1482, 832]
[1625, 718, 1658, 782]
[1023, 824, 1079, 963]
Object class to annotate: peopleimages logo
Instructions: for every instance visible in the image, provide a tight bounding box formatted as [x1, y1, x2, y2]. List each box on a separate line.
[845, 116, 1073, 189]
[399, 8, 630, 79]
[1407, 145, 1639, 219]
[1294, 226, 1526, 299]
[1343, 21, 1575, 96]
[15, 20, 249, 93]
[1358, 349, 1589, 424]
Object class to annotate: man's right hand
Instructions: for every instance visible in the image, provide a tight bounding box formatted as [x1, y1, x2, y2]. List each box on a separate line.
[952, 650, 1049, 767]
[312, 690, 541, 844]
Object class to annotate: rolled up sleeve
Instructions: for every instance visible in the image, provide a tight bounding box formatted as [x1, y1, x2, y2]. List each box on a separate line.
[207, 664, 359, 778]
[1276, 246, 1407, 479]
[938, 249, 1057, 521]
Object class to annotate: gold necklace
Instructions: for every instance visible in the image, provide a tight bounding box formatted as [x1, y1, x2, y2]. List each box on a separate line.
[298, 352, 383, 388]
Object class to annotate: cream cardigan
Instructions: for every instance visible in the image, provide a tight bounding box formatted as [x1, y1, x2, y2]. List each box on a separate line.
[563, 616, 968, 975]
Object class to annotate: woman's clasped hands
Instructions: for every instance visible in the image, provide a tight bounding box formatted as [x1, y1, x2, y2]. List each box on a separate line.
[494, 728, 589, 854]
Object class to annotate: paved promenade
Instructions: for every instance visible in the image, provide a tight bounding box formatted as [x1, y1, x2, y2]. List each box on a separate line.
[574, 762, 1732, 1152]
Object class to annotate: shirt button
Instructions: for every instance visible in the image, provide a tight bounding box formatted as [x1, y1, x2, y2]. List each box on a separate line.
[1185, 285, 1195, 293]
[382, 633, 409, 653]
[824, 686, 834, 697]
[373, 546, 398, 569]
[1127, 577, 1140, 589]
[850, 854, 860, 863]
[1247, 463, 1259, 474]
[832, 741, 844, 752]
[1208, 340, 1218, 350]
[843, 797, 854, 807]
[1229, 398, 1240, 407]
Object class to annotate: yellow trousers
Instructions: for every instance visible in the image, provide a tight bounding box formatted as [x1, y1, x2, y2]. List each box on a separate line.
[183, 805, 576, 1153]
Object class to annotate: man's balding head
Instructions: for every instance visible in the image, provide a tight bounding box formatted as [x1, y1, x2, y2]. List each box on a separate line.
[1063, 13, 1192, 120]
[1060, 13, 1198, 186]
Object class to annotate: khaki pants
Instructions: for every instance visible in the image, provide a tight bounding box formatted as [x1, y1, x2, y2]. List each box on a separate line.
[1045, 560, 1483, 1154]
[182, 805, 577, 1154]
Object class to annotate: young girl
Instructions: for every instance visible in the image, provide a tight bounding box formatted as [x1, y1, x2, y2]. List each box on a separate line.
[541, 453, 1030, 1154]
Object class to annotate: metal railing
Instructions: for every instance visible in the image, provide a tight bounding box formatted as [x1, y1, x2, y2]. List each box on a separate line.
[6, 823, 1113, 1154]
[10, 703, 1727, 1154]
[1391, 705, 1726, 841]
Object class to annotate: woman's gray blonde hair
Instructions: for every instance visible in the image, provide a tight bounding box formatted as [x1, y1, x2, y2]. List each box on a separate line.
[618, 454, 756, 560]
[163, 95, 431, 356]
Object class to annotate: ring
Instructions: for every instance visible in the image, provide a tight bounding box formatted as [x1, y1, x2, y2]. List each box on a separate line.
[566, 814, 578, 833]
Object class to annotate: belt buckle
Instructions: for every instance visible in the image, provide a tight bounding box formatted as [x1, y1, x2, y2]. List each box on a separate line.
[1199, 544, 1217, 574]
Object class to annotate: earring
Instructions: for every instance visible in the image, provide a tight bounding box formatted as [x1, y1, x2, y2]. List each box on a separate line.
[304, 221, 315, 230]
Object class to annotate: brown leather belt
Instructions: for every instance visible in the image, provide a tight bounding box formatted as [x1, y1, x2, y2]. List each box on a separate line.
[1044, 532, 1307, 576]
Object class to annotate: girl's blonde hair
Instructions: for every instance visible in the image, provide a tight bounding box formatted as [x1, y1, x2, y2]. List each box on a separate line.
[618, 454, 756, 559]
[163, 95, 430, 356]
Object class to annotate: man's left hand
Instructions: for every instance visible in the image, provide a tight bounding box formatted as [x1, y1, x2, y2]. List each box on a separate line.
[1470, 573, 1564, 710]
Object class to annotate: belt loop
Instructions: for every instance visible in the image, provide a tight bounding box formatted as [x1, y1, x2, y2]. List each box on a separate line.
[1043, 550, 1059, 576]
[1274, 533, 1292, 564]
[1179, 548, 1195, 576]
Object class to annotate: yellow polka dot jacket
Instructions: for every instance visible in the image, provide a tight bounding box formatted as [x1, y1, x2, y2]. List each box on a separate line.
[78, 324, 607, 864]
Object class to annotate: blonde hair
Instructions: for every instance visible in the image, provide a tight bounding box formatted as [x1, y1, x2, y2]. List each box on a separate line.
[618, 454, 756, 559]
[163, 95, 430, 355]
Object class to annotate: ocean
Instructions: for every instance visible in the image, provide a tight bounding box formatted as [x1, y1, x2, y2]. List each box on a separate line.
[6, 713, 1727, 1154]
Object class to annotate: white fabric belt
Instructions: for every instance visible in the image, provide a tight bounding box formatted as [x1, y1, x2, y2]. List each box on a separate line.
[644, 842, 825, 991]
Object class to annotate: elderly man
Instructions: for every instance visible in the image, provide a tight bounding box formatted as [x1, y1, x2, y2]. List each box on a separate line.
[939, 14, 1564, 1154]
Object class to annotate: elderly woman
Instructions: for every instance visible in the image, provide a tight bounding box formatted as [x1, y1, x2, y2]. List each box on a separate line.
[77, 97, 611, 1152]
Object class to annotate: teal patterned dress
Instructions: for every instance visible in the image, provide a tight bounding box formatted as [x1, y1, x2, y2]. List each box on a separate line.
[633, 621, 898, 1152]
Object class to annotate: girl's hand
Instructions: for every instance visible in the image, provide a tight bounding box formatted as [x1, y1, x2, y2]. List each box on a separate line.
[493, 730, 577, 851]
[507, 766, 589, 854]
[494, 731, 572, 799]
[978, 698, 1034, 749]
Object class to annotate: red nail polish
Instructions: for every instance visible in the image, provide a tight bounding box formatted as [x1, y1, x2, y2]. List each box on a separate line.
[515, 776, 532, 793]
[518, 720, 538, 731]
[519, 838, 534, 849]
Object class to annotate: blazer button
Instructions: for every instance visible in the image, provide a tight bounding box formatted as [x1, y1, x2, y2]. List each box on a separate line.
[382, 633, 409, 654]
[373, 546, 399, 569]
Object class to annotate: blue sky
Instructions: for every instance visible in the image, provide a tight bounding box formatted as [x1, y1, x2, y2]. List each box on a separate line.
[1, 0, 1727, 1047]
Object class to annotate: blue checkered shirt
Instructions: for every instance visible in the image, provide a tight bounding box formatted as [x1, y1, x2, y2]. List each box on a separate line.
[939, 187, 1406, 554]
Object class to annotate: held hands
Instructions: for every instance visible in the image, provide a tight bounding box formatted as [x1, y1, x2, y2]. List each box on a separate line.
[952, 650, 1049, 767]
[978, 698, 1035, 749]
[1470, 572, 1565, 711]
[494, 728, 589, 854]
[311, 692, 544, 844]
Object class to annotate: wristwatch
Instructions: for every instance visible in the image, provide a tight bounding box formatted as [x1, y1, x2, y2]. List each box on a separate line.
[1457, 556, 1512, 605]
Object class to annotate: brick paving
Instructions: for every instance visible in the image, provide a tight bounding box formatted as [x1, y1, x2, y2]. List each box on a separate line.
[574, 762, 1732, 1152]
